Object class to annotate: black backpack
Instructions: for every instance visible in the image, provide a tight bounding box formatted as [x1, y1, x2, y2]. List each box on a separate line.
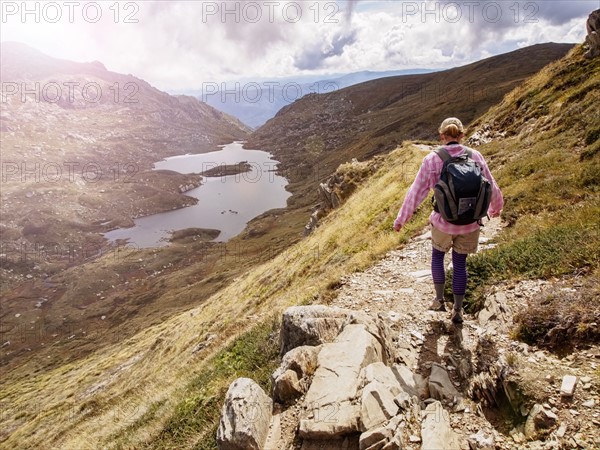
[432, 147, 491, 225]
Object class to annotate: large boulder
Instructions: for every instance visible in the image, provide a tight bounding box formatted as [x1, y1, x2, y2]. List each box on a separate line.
[280, 305, 351, 355]
[217, 378, 273, 450]
[299, 324, 384, 438]
[359, 426, 393, 450]
[421, 401, 461, 450]
[585, 9, 600, 59]
[349, 311, 399, 365]
[392, 364, 429, 399]
[359, 415, 404, 450]
[272, 369, 303, 404]
[361, 362, 402, 396]
[360, 381, 399, 431]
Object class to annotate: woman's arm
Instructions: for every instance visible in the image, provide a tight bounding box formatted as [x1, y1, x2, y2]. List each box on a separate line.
[394, 156, 436, 230]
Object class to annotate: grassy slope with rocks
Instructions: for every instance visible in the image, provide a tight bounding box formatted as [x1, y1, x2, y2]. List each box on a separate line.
[1, 44, 598, 450]
[463, 44, 600, 319]
[0, 143, 429, 449]
[145, 44, 599, 448]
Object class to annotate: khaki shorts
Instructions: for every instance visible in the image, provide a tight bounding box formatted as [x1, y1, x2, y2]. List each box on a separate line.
[431, 226, 480, 254]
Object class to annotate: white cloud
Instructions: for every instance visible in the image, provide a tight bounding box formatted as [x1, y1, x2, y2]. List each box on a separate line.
[0, 1, 594, 90]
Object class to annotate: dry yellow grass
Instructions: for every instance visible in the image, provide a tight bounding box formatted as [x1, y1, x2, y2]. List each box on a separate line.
[0, 143, 428, 449]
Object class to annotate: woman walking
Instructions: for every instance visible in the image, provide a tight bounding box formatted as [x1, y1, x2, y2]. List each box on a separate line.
[393, 118, 503, 324]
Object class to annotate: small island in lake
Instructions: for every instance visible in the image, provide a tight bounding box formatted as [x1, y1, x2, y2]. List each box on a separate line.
[169, 227, 221, 243]
[200, 162, 252, 177]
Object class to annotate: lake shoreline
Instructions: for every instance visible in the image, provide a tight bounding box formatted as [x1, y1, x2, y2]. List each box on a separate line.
[103, 141, 291, 248]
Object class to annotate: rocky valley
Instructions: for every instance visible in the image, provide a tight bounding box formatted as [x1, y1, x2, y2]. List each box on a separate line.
[0, 17, 599, 450]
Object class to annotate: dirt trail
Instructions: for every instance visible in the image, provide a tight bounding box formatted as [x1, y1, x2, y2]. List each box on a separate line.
[319, 218, 600, 449]
[334, 218, 502, 346]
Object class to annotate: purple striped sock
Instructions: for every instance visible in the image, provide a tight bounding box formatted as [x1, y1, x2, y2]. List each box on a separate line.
[452, 250, 468, 295]
[431, 247, 446, 285]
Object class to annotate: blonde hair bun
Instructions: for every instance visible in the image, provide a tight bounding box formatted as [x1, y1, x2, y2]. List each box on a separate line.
[439, 117, 465, 139]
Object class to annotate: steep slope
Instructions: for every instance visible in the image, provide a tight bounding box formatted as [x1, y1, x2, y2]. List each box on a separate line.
[461, 43, 599, 307]
[0, 42, 250, 281]
[226, 44, 600, 449]
[1, 43, 597, 450]
[0, 142, 428, 450]
[246, 43, 574, 203]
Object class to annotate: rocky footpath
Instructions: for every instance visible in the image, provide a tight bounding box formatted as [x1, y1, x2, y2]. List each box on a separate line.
[217, 221, 600, 449]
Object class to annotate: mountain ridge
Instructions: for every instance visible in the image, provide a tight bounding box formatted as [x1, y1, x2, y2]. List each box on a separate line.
[0, 41, 250, 282]
[197, 68, 438, 128]
[1, 40, 598, 450]
[246, 42, 575, 206]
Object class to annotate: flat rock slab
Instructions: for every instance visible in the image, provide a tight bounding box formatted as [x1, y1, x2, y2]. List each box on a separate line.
[299, 324, 383, 438]
[429, 363, 461, 404]
[421, 401, 461, 450]
[392, 364, 429, 399]
[359, 425, 393, 450]
[299, 401, 361, 439]
[362, 362, 402, 396]
[360, 380, 399, 431]
[560, 375, 577, 397]
[272, 345, 321, 403]
[408, 269, 432, 281]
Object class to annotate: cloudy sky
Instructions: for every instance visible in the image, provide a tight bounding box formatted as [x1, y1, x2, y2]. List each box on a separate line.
[1, 0, 597, 90]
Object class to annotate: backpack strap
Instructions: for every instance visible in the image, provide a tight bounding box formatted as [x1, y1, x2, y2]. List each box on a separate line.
[434, 146, 471, 161]
[434, 147, 452, 162]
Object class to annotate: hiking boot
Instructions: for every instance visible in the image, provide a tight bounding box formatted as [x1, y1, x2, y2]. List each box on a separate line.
[451, 308, 464, 324]
[429, 298, 446, 311]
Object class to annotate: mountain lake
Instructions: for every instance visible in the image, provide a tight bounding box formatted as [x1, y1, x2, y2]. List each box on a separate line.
[103, 141, 291, 247]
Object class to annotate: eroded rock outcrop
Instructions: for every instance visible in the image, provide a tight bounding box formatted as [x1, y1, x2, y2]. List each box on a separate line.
[218, 296, 583, 449]
[584, 9, 600, 59]
[272, 345, 321, 404]
[304, 157, 383, 235]
[421, 401, 461, 450]
[280, 305, 351, 355]
[429, 363, 462, 406]
[217, 305, 469, 449]
[299, 323, 383, 438]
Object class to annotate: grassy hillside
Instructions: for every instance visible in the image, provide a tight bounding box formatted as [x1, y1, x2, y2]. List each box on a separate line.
[247, 43, 574, 206]
[0, 143, 429, 449]
[458, 45, 600, 349]
[464, 44, 599, 301]
[1, 45, 598, 450]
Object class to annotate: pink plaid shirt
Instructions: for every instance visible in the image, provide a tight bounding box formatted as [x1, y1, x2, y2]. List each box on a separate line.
[394, 144, 503, 234]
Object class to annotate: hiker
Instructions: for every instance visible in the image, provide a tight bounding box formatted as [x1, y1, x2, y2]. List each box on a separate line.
[393, 118, 503, 324]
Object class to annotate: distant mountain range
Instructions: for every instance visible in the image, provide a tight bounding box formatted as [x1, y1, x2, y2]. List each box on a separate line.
[246, 43, 576, 205]
[173, 69, 437, 128]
